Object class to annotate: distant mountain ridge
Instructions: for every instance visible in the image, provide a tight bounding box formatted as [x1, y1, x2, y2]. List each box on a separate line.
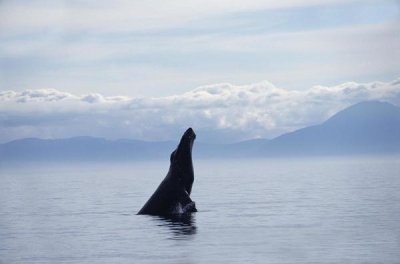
[0, 137, 176, 161]
[252, 101, 400, 156]
[1, 101, 399, 161]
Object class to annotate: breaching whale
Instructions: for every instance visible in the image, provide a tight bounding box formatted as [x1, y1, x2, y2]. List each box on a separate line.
[138, 128, 197, 216]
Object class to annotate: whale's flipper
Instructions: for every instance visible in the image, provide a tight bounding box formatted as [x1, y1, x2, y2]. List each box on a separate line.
[138, 128, 197, 216]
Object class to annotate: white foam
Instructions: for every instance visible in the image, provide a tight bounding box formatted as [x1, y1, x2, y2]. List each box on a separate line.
[172, 203, 183, 214]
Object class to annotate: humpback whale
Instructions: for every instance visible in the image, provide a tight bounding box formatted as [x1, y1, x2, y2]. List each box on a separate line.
[138, 128, 197, 216]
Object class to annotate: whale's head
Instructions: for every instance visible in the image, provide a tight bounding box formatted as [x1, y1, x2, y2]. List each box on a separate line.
[169, 128, 196, 194]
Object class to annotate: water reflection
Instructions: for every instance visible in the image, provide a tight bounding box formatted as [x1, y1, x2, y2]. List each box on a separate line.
[153, 214, 197, 240]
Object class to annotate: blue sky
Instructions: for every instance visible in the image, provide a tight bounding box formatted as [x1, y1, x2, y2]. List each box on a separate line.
[0, 0, 399, 96]
[0, 0, 399, 142]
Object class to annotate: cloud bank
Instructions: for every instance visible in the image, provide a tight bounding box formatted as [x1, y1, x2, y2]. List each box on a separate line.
[0, 78, 399, 143]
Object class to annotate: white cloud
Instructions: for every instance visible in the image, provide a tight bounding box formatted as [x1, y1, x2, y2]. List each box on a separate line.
[0, 78, 399, 143]
[1, 1, 399, 97]
[1, 15, 398, 97]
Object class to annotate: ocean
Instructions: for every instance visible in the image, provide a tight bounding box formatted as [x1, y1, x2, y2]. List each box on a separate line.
[1, 157, 399, 263]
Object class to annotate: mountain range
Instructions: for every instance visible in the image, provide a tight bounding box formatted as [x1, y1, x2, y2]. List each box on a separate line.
[1, 101, 399, 161]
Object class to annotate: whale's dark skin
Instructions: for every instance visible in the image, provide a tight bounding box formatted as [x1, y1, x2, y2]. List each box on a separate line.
[138, 128, 197, 216]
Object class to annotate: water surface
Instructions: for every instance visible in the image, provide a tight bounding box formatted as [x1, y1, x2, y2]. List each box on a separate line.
[1, 157, 399, 263]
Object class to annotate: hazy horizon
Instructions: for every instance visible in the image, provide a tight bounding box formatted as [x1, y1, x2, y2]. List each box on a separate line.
[1, 98, 399, 144]
[1, 79, 400, 144]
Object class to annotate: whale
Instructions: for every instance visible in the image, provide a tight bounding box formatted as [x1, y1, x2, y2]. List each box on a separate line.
[138, 128, 197, 216]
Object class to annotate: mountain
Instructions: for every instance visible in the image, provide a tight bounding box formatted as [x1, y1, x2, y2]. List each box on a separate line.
[0, 137, 176, 161]
[0, 101, 399, 161]
[252, 101, 400, 156]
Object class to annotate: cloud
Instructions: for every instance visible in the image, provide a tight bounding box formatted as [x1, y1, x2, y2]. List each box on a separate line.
[0, 0, 354, 35]
[2, 1, 398, 97]
[0, 78, 399, 143]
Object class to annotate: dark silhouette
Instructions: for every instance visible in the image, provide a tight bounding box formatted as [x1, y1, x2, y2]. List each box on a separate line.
[137, 128, 197, 216]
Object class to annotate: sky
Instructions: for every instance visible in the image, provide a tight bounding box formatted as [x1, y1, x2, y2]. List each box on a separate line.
[0, 0, 399, 143]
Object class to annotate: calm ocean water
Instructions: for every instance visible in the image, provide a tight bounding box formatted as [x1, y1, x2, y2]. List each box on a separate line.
[0, 157, 399, 264]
